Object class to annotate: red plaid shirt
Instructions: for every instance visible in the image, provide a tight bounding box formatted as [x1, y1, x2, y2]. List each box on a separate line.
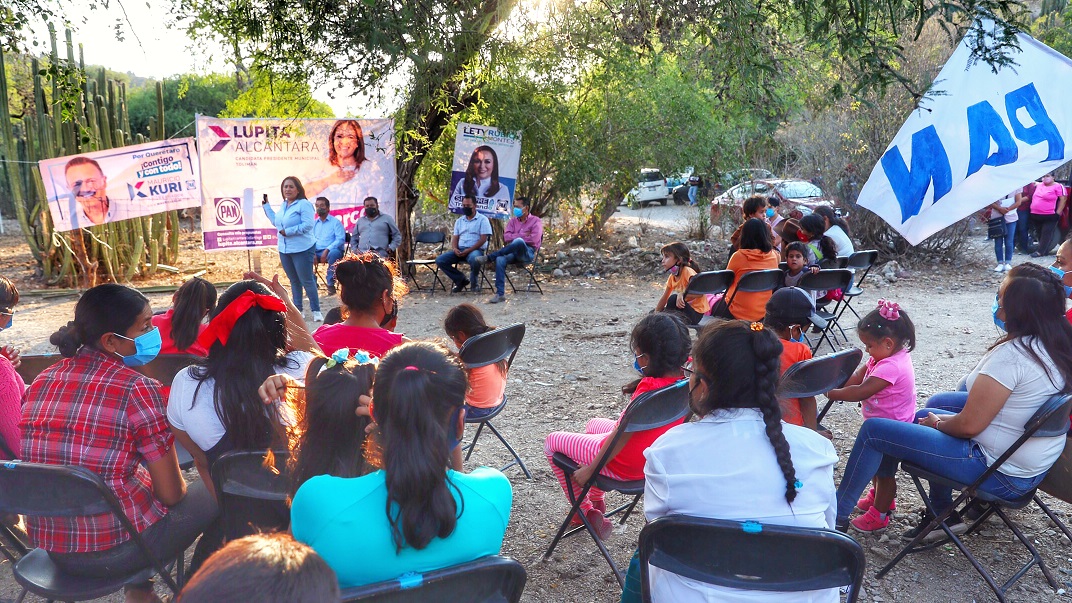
[20, 348, 173, 553]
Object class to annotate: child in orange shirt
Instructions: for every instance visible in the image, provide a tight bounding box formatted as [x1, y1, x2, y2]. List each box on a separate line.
[763, 287, 825, 434]
[714, 219, 780, 321]
[443, 303, 507, 420]
[655, 242, 709, 325]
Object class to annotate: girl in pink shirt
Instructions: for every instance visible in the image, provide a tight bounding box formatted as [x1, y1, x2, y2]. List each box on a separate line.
[827, 299, 917, 532]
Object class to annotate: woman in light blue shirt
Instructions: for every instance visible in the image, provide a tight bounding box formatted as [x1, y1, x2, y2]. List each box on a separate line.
[263, 177, 320, 320]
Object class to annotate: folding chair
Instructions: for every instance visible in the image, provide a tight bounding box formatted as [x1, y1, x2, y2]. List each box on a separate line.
[818, 255, 849, 269]
[832, 250, 879, 323]
[722, 269, 782, 318]
[405, 231, 448, 294]
[458, 324, 531, 478]
[877, 394, 1072, 602]
[0, 461, 185, 601]
[503, 248, 544, 294]
[681, 270, 734, 330]
[339, 555, 527, 602]
[136, 353, 200, 386]
[639, 515, 865, 603]
[14, 354, 61, 385]
[211, 449, 291, 540]
[797, 269, 854, 353]
[542, 380, 691, 587]
[779, 348, 864, 423]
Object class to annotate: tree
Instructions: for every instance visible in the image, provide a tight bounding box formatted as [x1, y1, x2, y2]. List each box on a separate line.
[219, 69, 333, 119]
[127, 73, 238, 138]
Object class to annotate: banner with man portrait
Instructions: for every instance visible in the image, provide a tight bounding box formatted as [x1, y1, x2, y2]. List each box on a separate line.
[197, 116, 396, 252]
[449, 122, 522, 219]
[38, 138, 201, 233]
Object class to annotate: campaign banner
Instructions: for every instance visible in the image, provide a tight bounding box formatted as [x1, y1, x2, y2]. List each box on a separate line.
[857, 26, 1072, 245]
[448, 122, 521, 219]
[197, 117, 396, 251]
[39, 138, 201, 232]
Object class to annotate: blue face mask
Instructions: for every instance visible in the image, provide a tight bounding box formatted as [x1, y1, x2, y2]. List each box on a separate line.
[0, 311, 10, 331]
[633, 356, 645, 376]
[513, 207, 524, 218]
[765, 207, 776, 219]
[992, 295, 1005, 332]
[1049, 265, 1072, 298]
[114, 327, 162, 367]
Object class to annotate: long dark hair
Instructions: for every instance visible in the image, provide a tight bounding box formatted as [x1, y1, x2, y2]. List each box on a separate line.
[463, 145, 501, 197]
[191, 281, 292, 451]
[660, 242, 701, 272]
[739, 218, 773, 253]
[0, 275, 18, 311]
[631, 313, 690, 379]
[50, 284, 148, 357]
[171, 277, 217, 352]
[372, 342, 468, 552]
[288, 356, 374, 498]
[444, 303, 505, 375]
[813, 206, 850, 234]
[799, 214, 837, 260]
[690, 320, 797, 504]
[327, 119, 367, 168]
[335, 252, 408, 315]
[996, 263, 1072, 390]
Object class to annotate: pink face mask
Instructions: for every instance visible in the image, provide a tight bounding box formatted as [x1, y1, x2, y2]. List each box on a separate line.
[667, 265, 680, 276]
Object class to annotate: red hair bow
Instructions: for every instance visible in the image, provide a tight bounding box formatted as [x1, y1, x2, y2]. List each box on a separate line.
[197, 290, 287, 349]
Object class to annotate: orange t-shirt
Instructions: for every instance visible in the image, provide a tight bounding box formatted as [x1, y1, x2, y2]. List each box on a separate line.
[663, 266, 711, 315]
[465, 364, 507, 409]
[778, 339, 813, 426]
[725, 248, 780, 321]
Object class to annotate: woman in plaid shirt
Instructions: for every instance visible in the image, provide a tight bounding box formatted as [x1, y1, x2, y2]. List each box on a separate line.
[21, 284, 217, 603]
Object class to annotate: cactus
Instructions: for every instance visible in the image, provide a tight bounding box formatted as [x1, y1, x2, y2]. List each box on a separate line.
[0, 27, 185, 286]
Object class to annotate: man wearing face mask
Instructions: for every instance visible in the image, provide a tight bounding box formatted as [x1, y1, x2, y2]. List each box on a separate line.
[485, 196, 543, 303]
[350, 196, 401, 259]
[436, 195, 492, 293]
[312, 197, 347, 296]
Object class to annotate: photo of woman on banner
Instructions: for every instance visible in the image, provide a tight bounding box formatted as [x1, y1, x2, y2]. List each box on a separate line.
[303, 119, 394, 223]
[449, 145, 512, 213]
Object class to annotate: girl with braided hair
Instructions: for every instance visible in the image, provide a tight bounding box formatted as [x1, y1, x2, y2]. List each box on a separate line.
[637, 319, 838, 602]
[312, 252, 409, 358]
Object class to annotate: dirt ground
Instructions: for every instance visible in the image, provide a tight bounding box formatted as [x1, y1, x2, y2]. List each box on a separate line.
[1, 217, 1072, 602]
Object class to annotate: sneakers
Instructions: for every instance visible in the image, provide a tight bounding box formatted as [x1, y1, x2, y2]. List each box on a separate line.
[850, 506, 890, 533]
[312, 311, 323, 322]
[993, 264, 1005, 272]
[901, 509, 967, 544]
[1004, 263, 1013, 271]
[451, 278, 470, 293]
[488, 294, 506, 304]
[327, 283, 336, 295]
[585, 508, 614, 540]
[855, 488, 896, 513]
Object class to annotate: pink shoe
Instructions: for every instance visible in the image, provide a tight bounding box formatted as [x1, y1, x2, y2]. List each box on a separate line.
[855, 489, 896, 513]
[585, 508, 615, 540]
[850, 506, 890, 533]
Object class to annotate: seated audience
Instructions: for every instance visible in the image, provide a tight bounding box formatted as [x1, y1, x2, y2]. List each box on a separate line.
[782, 241, 819, 289]
[726, 195, 768, 251]
[23, 284, 217, 603]
[0, 275, 22, 459]
[763, 287, 822, 431]
[485, 195, 543, 303]
[291, 342, 512, 588]
[812, 206, 855, 258]
[1050, 238, 1072, 324]
[443, 304, 507, 420]
[436, 194, 492, 293]
[153, 276, 217, 356]
[654, 242, 708, 325]
[322, 306, 344, 326]
[714, 218, 780, 321]
[545, 313, 690, 539]
[176, 533, 340, 603]
[313, 253, 409, 357]
[798, 214, 839, 266]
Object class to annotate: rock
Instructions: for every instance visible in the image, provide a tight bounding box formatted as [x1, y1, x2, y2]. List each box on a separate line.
[556, 251, 567, 260]
[552, 269, 566, 278]
[569, 267, 582, 276]
[710, 225, 722, 237]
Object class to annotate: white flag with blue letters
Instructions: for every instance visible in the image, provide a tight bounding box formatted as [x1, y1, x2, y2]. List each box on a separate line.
[857, 27, 1072, 245]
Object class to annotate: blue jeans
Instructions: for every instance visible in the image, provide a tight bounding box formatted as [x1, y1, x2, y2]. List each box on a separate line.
[687, 185, 698, 205]
[315, 247, 345, 286]
[278, 245, 320, 312]
[488, 238, 534, 296]
[835, 407, 1044, 523]
[436, 249, 485, 289]
[994, 220, 1016, 264]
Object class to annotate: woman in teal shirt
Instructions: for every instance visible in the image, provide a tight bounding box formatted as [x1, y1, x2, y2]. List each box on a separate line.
[262, 177, 321, 321]
[290, 342, 513, 588]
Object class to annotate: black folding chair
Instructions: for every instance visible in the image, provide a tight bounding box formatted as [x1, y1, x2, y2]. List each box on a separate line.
[458, 323, 531, 478]
[818, 255, 849, 269]
[210, 449, 291, 540]
[681, 270, 734, 330]
[797, 269, 854, 353]
[542, 380, 692, 587]
[502, 248, 544, 294]
[339, 555, 526, 602]
[780, 348, 864, 423]
[17, 353, 199, 388]
[722, 269, 782, 318]
[878, 394, 1072, 602]
[639, 515, 865, 603]
[832, 250, 879, 323]
[0, 461, 185, 601]
[405, 231, 448, 294]
[14, 354, 61, 385]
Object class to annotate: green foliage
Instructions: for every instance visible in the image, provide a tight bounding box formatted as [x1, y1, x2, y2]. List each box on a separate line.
[127, 73, 237, 138]
[220, 69, 333, 119]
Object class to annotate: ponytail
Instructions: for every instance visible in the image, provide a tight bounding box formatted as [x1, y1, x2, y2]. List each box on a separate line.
[171, 277, 217, 352]
[50, 284, 149, 357]
[750, 326, 797, 504]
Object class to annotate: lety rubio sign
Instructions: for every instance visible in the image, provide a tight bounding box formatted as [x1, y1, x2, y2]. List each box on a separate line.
[197, 117, 396, 252]
[856, 27, 1072, 245]
[39, 138, 201, 232]
[449, 122, 522, 219]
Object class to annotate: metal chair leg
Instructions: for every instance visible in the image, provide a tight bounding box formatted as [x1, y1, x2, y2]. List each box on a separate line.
[463, 421, 487, 461]
[485, 421, 532, 479]
[1035, 494, 1072, 543]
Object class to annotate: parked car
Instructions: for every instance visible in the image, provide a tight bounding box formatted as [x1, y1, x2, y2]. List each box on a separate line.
[621, 168, 671, 209]
[712, 178, 835, 215]
[715, 168, 776, 191]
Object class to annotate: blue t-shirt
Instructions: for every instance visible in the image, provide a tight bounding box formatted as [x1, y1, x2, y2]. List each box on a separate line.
[290, 466, 512, 588]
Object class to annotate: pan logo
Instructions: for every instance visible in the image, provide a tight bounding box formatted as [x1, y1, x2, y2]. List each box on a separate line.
[214, 197, 243, 226]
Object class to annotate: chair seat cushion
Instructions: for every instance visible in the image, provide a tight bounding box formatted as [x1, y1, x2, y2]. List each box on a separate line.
[14, 548, 157, 600]
[550, 453, 645, 495]
[902, 463, 1035, 508]
[407, 259, 436, 266]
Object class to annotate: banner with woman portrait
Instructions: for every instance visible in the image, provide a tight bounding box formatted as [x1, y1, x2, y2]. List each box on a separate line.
[448, 122, 522, 219]
[197, 116, 396, 251]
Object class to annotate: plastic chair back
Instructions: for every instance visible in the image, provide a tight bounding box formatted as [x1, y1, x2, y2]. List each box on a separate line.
[414, 231, 447, 245]
[339, 555, 526, 603]
[0, 462, 116, 518]
[14, 354, 61, 384]
[797, 269, 853, 294]
[211, 449, 291, 502]
[733, 269, 783, 294]
[458, 323, 526, 370]
[683, 270, 734, 297]
[819, 256, 849, 269]
[639, 515, 865, 602]
[135, 354, 200, 387]
[846, 250, 878, 270]
[780, 349, 863, 398]
[1025, 393, 1072, 438]
[620, 380, 691, 434]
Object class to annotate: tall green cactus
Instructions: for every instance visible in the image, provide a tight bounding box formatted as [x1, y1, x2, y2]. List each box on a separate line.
[0, 26, 185, 286]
